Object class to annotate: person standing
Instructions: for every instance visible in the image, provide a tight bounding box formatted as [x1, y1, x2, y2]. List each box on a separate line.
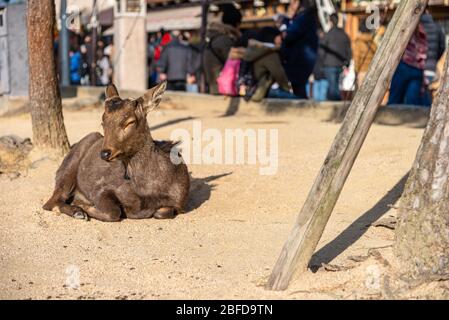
[157, 31, 195, 91]
[69, 45, 82, 85]
[321, 13, 352, 101]
[95, 49, 111, 86]
[281, 0, 319, 99]
[310, 29, 328, 101]
[79, 44, 90, 85]
[203, 4, 242, 94]
[388, 23, 428, 106]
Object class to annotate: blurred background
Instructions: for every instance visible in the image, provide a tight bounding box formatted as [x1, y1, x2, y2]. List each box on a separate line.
[0, 0, 448, 105]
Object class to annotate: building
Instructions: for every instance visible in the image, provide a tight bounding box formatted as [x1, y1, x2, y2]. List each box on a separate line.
[0, 0, 28, 97]
[341, 0, 449, 41]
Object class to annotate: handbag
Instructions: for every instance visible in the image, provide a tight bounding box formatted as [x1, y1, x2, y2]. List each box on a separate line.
[217, 59, 241, 97]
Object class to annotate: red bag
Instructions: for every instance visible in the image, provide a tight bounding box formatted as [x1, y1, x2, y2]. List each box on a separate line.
[217, 59, 240, 96]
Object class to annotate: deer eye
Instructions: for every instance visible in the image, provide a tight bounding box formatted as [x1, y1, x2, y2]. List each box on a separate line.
[124, 120, 136, 129]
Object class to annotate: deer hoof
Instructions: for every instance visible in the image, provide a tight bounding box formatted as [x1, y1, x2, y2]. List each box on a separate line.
[73, 211, 89, 221]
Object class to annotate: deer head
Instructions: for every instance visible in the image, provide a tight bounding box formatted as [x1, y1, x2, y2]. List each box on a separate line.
[100, 82, 167, 161]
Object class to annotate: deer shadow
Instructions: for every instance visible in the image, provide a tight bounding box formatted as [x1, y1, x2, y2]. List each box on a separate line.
[185, 172, 232, 212]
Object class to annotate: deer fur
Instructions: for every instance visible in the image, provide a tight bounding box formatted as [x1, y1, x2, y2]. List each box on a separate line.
[43, 82, 190, 222]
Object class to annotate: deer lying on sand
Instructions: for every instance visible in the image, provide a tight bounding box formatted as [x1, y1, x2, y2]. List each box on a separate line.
[43, 82, 190, 222]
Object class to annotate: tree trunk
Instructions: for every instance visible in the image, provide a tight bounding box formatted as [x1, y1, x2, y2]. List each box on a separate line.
[27, 0, 70, 155]
[394, 47, 449, 280]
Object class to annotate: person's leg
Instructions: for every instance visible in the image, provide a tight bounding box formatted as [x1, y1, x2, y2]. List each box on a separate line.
[324, 67, 341, 101]
[314, 79, 328, 101]
[251, 74, 273, 102]
[320, 79, 329, 101]
[388, 61, 411, 105]
[291, 82, 307, 99]
[404, 68, 425, 106]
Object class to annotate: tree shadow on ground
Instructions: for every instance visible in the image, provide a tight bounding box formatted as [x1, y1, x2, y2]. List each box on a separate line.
[309, 172, 409, 271]
[326, 104, 429, 129]
[150, 116, 195, 131]
[185, 172, 232, 212]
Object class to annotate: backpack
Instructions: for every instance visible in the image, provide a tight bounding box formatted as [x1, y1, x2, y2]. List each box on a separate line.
[217, 59, 241, 96]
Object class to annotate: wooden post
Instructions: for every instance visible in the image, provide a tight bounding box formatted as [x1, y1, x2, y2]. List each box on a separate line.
[199, 0, 209, 93]
[267, 0, 429, 291]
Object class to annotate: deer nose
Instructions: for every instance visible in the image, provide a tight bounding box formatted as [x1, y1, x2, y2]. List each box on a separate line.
[100, 149, 112, 161]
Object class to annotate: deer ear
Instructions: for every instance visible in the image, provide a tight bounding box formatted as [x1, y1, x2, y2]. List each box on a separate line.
[138, 81, 167, 114]
[105, 84, 120, 99]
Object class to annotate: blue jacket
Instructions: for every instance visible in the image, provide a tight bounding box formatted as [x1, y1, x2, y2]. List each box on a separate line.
[281, 8, 319, 83]
[70, 51, 82, 84]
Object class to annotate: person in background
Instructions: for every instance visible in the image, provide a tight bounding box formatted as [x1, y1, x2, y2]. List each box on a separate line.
[309, 29, 328, 101]
[96, 49, 111, 86]
[157, 31, 195, 91]
[420, 9, 446, 103]
[154, 30, 172, 70]
[148, 34, 157, 88]
[203, 3, 242, 94]
[186, 31, 202, 93]
[79, 44, 90, 85]
[352, 18, 377, 87]
[281, 0, 319, 99]
[388, 22, 428, 106]
[321, 13, 352, 101]
[243, 27, 292, 102]
[69, 45, 82, 85]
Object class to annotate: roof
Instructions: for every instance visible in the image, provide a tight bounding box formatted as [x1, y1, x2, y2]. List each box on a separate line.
[146, 6, 202, 32]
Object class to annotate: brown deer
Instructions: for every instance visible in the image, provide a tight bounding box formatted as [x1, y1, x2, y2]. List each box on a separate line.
[43, 82, 190, 222]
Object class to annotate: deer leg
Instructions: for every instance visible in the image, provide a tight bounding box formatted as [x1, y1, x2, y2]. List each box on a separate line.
[43, 132, 102, 221]
[126, 208, 156, 219]
[43, 193, 89, 220]
[153, 207, 177, 219]
[84, 191, 122, 222]
[113, 184, 155, 219]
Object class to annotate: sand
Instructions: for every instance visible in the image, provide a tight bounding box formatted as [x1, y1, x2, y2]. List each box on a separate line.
[0, 102, 428, 299]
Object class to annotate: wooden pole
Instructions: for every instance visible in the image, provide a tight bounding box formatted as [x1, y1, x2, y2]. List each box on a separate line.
[199, 0, 209, 93]
[267, 0, 429, 291]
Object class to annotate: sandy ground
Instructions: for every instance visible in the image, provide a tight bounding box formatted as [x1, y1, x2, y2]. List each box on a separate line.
[0, 100, 427, 299]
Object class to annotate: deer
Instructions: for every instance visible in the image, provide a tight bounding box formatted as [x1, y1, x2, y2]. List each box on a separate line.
[43, 82, 190, 222]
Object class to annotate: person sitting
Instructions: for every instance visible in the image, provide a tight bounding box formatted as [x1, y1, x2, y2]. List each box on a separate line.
[242, 27, 292, 102]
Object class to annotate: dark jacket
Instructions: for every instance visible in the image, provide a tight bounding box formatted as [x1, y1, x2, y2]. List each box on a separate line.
[203, 22, 240, 94]
[313, 44, 326, 80]
[157, 39, 194, 81]
[420, 13, 446, 72]
[281, 8, 319, 86]
[321, 26, 352, 68]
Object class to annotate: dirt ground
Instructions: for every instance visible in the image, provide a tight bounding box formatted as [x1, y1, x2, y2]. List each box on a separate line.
[0, 99, 432, 299]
